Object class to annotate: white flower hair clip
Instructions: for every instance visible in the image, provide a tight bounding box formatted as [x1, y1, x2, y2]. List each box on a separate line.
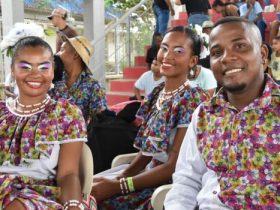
[0, 22, 46, 57]
[189, 24, 210, 59]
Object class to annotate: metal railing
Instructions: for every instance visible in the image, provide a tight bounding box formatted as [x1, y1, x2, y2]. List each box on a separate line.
[93, 0, 153, 76]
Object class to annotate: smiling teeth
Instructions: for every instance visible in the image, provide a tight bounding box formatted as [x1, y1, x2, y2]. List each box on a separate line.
[27, 82, 41, 86]
[225, 69, 242, 75]
[163, 63, 172, 67]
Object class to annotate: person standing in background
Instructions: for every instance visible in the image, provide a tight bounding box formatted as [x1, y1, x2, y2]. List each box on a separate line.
[153, 0, 175, 36]
[175, 0, 211, 26]
[47, 8, 78, 53]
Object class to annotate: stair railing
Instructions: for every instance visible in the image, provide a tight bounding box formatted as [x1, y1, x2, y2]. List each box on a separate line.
[92, 0, 153, 76]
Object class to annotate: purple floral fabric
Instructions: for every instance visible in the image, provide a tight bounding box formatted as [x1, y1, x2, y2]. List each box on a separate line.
[196, 76, 280, 209]
[0, 98, 88, 209]
[134, 82, 208, 155]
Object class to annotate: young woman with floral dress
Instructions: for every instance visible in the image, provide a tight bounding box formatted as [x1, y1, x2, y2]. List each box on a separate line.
[0, 36, 96, 210]
[90, 26, 209, 209]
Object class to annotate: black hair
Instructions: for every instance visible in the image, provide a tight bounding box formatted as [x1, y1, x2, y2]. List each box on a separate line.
[12, 36, 53, 64]
[62, 12, 68, 20]
[154, 32, 163, 38]
[212, 0, 225, 7]
[273, 36, 280, 41]
[213, 16, 251, 28]
[212, 17, 262, 44]
[166, 26, 202, 57]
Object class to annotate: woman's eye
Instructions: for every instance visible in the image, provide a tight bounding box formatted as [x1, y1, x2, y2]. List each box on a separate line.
[18, 63, 32, 70]
[160, 45, 168, 51]
[38, 64, 51, 71]
[174, 47, 185, 54]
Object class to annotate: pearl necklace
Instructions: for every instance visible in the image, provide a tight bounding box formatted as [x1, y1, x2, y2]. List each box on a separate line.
[15, 95, 50, 115]
[156, 80, 189, 110]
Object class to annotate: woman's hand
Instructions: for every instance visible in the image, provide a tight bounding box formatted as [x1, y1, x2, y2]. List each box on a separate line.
[91, 177, 120, 202]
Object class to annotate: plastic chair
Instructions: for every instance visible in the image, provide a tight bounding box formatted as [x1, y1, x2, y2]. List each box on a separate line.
[111, 153, 172, 210]
[80, 143, 94, 194]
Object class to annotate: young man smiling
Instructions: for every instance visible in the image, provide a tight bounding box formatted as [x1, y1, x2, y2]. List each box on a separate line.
[165, 17, 280, 210]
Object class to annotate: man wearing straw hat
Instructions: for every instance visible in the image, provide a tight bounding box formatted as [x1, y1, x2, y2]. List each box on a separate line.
[49, 36, 107, 124]
[47, 8, 78, 52]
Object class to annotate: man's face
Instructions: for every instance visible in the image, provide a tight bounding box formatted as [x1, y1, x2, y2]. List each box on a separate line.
[50, 16, 60, 27]
[209, 22, 267, 94]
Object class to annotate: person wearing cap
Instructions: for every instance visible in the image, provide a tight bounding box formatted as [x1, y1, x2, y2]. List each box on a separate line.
[47, 8, 78, 53]
[49, 36, 107, 124]
[202, 20, 214, 35]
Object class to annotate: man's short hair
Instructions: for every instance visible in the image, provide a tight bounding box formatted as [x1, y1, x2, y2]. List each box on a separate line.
[212, 17, 262, 44]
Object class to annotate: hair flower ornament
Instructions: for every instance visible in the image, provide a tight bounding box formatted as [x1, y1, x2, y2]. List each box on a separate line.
[189, 24, 210, 59]
[0, 22, 46, 57]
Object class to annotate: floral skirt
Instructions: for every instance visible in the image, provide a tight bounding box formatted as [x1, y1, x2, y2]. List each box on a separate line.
[98, 187, 155, 210]
[0, 174, 97, 210]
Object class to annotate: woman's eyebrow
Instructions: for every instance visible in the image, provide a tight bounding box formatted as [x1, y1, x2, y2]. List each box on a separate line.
[18, 60, 52, 65]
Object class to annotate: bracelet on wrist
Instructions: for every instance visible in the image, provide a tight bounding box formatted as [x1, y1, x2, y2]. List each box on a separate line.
[63, 199, 84, 210]
[127, 177, 135, 192]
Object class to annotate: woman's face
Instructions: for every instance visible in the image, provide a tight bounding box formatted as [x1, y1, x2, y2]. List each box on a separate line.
[157, 31, 197, 79]
[12, 46, 54, 99]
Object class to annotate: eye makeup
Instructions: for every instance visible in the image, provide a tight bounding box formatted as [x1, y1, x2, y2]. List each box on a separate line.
[16, 62, 52, 72]
[174, 47, 185, 54]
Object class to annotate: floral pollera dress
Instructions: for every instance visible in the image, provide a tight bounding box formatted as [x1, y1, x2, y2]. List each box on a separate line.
[0, 98, 96, 209]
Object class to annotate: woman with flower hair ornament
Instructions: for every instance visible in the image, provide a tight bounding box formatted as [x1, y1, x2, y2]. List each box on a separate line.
[1, 22, 64, 99]
[0, 35, 97, 209]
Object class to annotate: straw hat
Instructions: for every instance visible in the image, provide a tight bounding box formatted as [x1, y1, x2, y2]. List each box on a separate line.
[64, 36, 94, 70]
[47, 8, 67, 20]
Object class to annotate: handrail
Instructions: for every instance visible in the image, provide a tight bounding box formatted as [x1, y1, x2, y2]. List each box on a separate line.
[91, 0, 147, 45]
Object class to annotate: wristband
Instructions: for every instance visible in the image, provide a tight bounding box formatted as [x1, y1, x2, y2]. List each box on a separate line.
[127, 177, 135, 192]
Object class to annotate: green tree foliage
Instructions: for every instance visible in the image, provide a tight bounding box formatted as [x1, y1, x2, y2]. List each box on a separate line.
[105, 0, 142, 9]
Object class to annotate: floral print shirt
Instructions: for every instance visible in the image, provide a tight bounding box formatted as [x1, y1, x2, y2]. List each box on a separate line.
[49, 70, 107, 124]
[134, 82, 208, 158]
[197, 76, 280, 209]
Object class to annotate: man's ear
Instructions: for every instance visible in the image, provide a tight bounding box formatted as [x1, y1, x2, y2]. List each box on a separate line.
[260, 43, 268, 70]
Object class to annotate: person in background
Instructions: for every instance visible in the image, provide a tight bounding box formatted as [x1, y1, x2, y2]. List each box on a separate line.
[202, 20, 214, 35]
[146, 33, 163, 69]
[49, 36, 107, 125]
[0, 36, 96, 210]
[90, 26, 208, 209]
[188, 64, 217, 97]
[153, 0, 175, 37]
[239, 0, 267, 41]
[134, 58, 165, 100]
[212, 0, 240, 17]
[165, 16, 280, 209]
[47, 8, 78, 53]
[175, 0, 211, 26]
[269, 36, 280, 84]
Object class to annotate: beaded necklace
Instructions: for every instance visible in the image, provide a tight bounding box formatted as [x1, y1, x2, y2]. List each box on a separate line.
[14, 95, 50, 115]
[156, 80, 189, 110]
